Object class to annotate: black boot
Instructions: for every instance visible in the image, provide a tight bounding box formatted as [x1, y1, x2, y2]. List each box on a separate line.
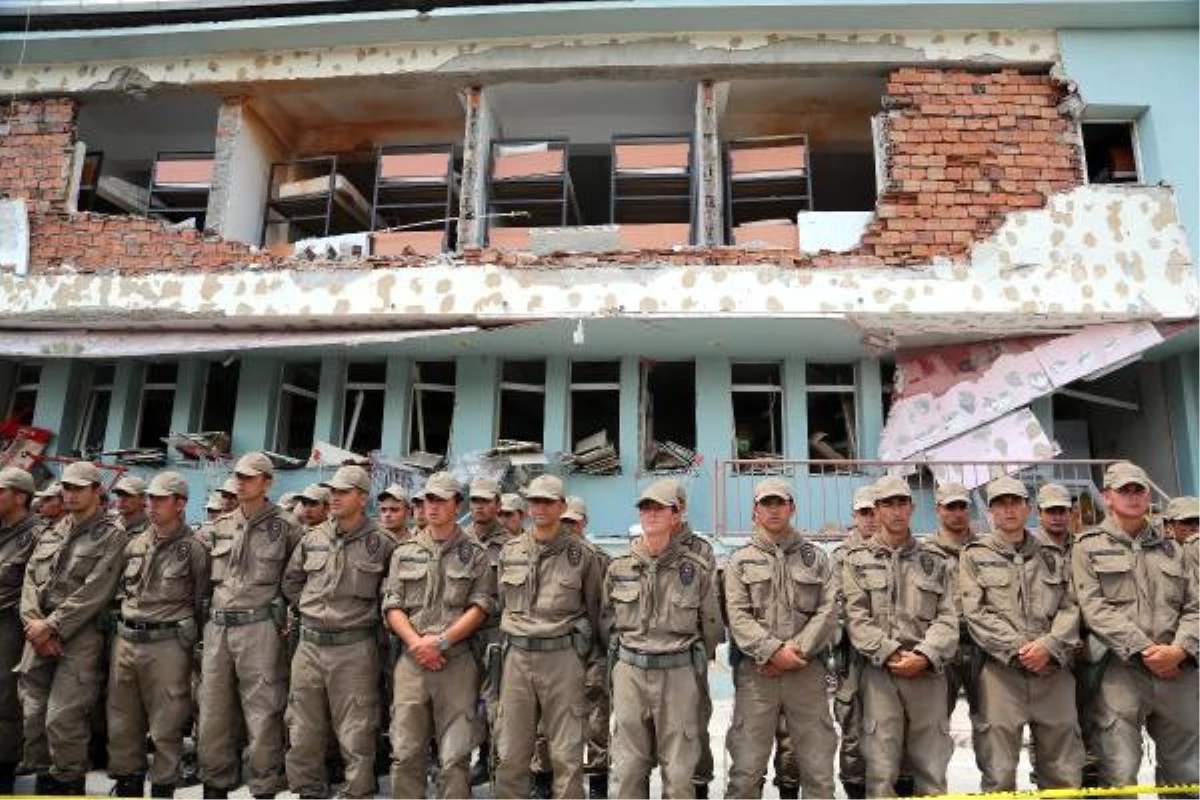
[693, 782, 709, 799]
[530, 770, 553, 799]
[35, 773, 61, 794]
[0, 762, 15, 794]
[113, 773, 146, 797]
[842, 781, 867, 799]
[778, 784, 799, 800]
[202, 785, 229, 799]
[894, 775, 916, 797]
[150, 782, 175, 798]
[58, 777, 88, 796]
[587, 772, 608, 799]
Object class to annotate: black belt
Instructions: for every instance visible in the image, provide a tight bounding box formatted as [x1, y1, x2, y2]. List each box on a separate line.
[617, 644, 693, 670]
[210, 607, 271, 626]
[299, 625, 376, 647]
[117, 619, 182, 643]
[505, 633, 574, 652]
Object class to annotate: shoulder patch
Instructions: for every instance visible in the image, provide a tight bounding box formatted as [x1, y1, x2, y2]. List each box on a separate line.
[1040, 547, 1057, 572]
[679, 559, 696, 587]
[1161, 540, 1177, 558]
[919, 552, 935, 576]
[266, 517, 284, 542]
[176, 541, 190, 561]
[365, 532, 382, 558]
[567, 541, 582, 567]
[800, 541, 816, 568]
[457, 539, 474, 564]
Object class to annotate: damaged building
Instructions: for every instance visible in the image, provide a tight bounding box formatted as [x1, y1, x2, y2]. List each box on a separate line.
[0, 0, 1196, 536]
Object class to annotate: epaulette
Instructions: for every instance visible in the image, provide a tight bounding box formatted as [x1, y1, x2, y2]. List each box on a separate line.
[916, 540, 951, 559]
[1076, 527, 1105, 542]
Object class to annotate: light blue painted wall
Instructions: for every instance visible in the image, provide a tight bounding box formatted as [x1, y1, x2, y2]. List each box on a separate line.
[1164, 349, 1199, 494]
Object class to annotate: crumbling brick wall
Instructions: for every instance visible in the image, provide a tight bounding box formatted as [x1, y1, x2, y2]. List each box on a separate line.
[0, 98, 266, 273]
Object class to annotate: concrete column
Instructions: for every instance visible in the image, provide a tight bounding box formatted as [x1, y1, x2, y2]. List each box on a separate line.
[618, 358, 641, 475]
[231, 358, 281, 454]
[1166, 351, 1199, 493]
[694, 357, 733, 533]
[857, 358, 885, 459]
[380, 356, 413, 458]
[104, 361, 145, 453]
[457, 87, 497, 250]
[543, 357, 570, 455]
[207, 96, 285, 245]
[449, 356, 498, 456]
[170, 360, 207, 440]
[313, 357, 347, 447]
[782, 358, 810, 461]
[695, 80, 728, 246]
[31, 360, 88, 457]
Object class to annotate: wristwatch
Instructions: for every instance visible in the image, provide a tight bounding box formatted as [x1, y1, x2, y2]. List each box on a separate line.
[436, 634, 450, 652]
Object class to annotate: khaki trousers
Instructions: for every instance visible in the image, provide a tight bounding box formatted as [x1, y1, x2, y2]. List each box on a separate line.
[197, 618, 287, 794]
[286, 637, 380, 799]
[389, 649, 479, 799]
[584, 656, 610, 775]
[18, 625, 105, 783]
[860, 665, 952, 798]
[494, 647, 586, 799]
[610, 661, 700, 799]
[977, 660, 1083, 790]
[106, 635, 193, 784]
[0, 609, 24, 764]
[833, 658, 865, 788]
[726, 661, 836, 798]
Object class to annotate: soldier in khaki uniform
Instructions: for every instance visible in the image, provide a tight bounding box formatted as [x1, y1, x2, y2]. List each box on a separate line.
[280, 465, 395, 799]
[295, 484, 330, 529]
[377, 484, 412, 543]
[381, 471, 493, 798]
[114, 476, 150, 536]
[34, 482, 65, 526]
[842, 475, 958, 798]
[374, 481, 412, 779]
[205, 492, 226, 522]
[1033, 484, 1073, 551]
[0, 468, 43, 793]
[216, 478, 238, 514]
[18, 461, 128, 795]
[197, 452, 303, 799]
[107, 472, 211, 798]
[959, 476, 1084, 791]
[1164, 496, 1199, 575]
[498, 493, 526, 536]
[604, 482, 720, 799]
[724, 478, 838, 799]
[1073, 462, 1199, 789]
[494, 475, 604, 799]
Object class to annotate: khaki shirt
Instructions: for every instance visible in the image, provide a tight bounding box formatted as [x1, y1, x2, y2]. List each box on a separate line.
[724, 527, 838, 665]
[832, 527, 869, 569]
[959, 530, 1078, 666]
[1033, 528, 1073, 555]
[282, 517, 396, 631]
[1184, 532, 1198, 576]
[121, 512, 149, 538]
[381, 525, 494, 636]
[382, 526, 414, 545]
[199, 502, 302, 612]
[0, 514, 43, 612]
[1072, 516, 1199, 661]
[472, 518, 509, 631]
[605, 534, 720, 656]
[842, 533, 959, 669]
[20, 509, 128, 641]
[118, 522, 211, 624]
[675, 523, 717, 571]
[497, 526, 603, 640]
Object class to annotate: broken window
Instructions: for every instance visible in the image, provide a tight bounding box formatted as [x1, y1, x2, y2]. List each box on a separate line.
[732, 363, 784, 459]
[497, 360, 546, 444]
[276, 362, 320, 460]
[343, 361, 386, 454]
[137, 362, 177, 449]
[806, 363, 857, 463]
[200, 360, 240, 434]
[76, 364, 114, 457]
[5, 364, 40, 425]
[570, 361, 621, 473]
[641, 361, 697, 471]
[409, 361, 456, 456]
[1083, 122, 1140, 184]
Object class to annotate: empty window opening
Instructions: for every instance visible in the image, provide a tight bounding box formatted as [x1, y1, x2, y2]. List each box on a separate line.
[1083, 122, 1139, 184]
[640, 361, 697, 471]
[732, 363, 784, 459]
[343, 362, 386, 454]
[6, 364, 40, 425]
[76, 364, 114, 457]
[276, 362, 320, 459]
[200, 360, 241, 434]
[409, 361, 456, 456]
[570, 361, 621, 474]
[807, 363, 857, 464]
[497, 360, 546, 444]
[137, 362, 177, 449]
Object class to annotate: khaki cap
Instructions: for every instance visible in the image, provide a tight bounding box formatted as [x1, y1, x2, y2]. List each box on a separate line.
[1036, 483, 1072, 510]
[499, 493, 525, 513]
[234, 452, 274, 478]
[469, 477, 501, 500]
[146, 471, 189, 498]
[0, 467, 35, 495]
[754, 478, 794, 503]
[299, 484, 331, 504]
[935, 482, 970, 506]
[62, 461, 103, 488]
[637, 479, 679, 508]
[113, 476, 147, 496]
[873, 475, 912, 502]
[278, 492, 299, 507]
[377, 484, 410, 504]
[219, 477, 239, 496]
[561, 495, 588, 522]
[986, 476, 1029, 504]
[1164, 495, 1200, 521]
[35, 481, 62, 499]
[1104, 461, 1150, 490]
[667, 480, 688, 510]
[205, 491, 226, 511]
[321, 465, 370, 493]
[422, 471, 462, 500]
[524, 475, 565, 501]
[852, 485, 876, 512]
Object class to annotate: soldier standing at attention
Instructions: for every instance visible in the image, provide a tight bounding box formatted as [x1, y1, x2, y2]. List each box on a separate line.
[723, 478, 838, 799]
[1163, 496, 1199, 573]
[216, 478, 238, 514]
[498, 494, 527, 536]
[107, 471, 210, 798]
[842, 475, 958, 798]
[295, 484, 331, 530]
[467, 476, 508, 787]
[1073, 462, 1198, 790]
[493, 475, 604, 799]
[113, 476, 150, 536]
[1033, 484, 1074, 551]
[281, 465, 395, 799]
[0, 468, 43, 794]
[196, 452, 303, 799]
[34, 482, 65, 527]
[382, 471, 493, 798]
[377, 485, 412, 543]
[18, 461, 127, 796]
[959, 476, 1084, 791]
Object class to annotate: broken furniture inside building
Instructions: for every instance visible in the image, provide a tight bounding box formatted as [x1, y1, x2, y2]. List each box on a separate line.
[610, 134, 694, 248]
[486, 139, 579, 250]
[725, 135, 811, 248]
[263, 155, 372, 244]
[147, 151, 214, 229]
[370, 143, 460, 256]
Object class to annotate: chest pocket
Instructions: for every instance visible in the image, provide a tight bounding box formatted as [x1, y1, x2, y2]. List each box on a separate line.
[975, 565, 1013, 611]
[788, 561, 823, 614]
[390, 559, 430, 608]
[348, 557, 385, 600]
[609, 578, 641, 632]
[27, 539, 59, 586]
[67, 541, 104, 583]
[910, 570, 944, 622]
[740, 562, 773, 614]
[209, 537, 234, 584]
[248, 530, 287, 585]
[121, 554, 145, 591]
[853, 564, 889, 614]
[1155, 556, 1185, 607]
[1038, 570, 1066, 619]
[1092, 555, 1135, 604]
[543, 566, 582, 613]
[158, 554, 194, 601]
[498, 561, 531, 613]
[442, 560, 473, 608]
[666, 576, 702, 635]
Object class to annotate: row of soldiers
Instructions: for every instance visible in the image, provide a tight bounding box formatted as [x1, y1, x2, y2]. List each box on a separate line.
[0, 453, 1196, 798]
